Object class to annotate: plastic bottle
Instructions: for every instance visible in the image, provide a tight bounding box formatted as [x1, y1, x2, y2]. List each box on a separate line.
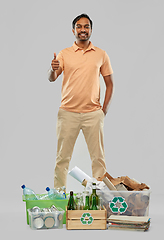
[38, 193, 49, 200]
[46, 187, 65, 200]
[57, 186, 66, 199]
[21, 185, 39, 200]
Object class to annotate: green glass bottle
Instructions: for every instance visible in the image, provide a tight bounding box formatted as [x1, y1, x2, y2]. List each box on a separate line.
[91, 195, 97, 210]
[84, 195, 90, 210]
[89, 183, 98, 207]
[68, 191, 75, 210]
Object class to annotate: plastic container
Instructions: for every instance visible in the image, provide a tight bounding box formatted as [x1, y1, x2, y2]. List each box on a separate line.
[28, 207, 64, 230]
[100, 189, 151, 218]
[22, 194, 68, 225]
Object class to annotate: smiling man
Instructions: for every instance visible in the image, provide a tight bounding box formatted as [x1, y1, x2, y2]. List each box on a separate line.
[48, 14, 114, 189]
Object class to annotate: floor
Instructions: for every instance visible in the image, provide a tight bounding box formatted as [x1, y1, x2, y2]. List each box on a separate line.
[1, 194, 163, 239]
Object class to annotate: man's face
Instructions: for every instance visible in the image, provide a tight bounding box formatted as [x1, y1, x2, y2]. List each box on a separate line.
[72, 17, 92, 42]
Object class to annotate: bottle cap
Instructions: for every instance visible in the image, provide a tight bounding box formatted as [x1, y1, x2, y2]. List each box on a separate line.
[21, 185, 25, 189]
[46, 187, 50, 192]
[63, 192, 66, 198]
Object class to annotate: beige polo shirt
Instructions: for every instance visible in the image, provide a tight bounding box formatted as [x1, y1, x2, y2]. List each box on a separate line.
[57, 42, 113, 113]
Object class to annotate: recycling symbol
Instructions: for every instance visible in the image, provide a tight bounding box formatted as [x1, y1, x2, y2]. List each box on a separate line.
[80, 213, 94, 225]
[109, 196, 128, 214]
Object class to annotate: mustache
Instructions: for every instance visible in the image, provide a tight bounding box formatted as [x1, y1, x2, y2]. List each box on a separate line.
[78, 32, 88, 35]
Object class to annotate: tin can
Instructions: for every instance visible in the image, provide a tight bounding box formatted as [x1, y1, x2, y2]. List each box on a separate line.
[54, 211, 63, 227]
[41, 208, 55, 228]
[57, 212, 63, 221]
[41, 208, 51, 213]
[30, 206, 44, 229]
[33, 216, 44, 229]
[31, 206, 41, 213]
[50, 205, 62, 227]
[44, 216, 55, 228]
[50, 205, 58, 212]
[43, 213, 55, 228]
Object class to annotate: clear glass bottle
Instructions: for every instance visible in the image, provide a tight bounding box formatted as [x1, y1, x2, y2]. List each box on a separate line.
[98, 196, 104, 210]
[75, 193, 83, 210]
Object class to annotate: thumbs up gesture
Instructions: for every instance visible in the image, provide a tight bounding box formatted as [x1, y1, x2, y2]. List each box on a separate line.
[51, 53, 60, 71]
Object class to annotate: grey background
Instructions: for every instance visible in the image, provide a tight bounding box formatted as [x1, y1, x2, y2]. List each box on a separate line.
[0, 0, 163, 237]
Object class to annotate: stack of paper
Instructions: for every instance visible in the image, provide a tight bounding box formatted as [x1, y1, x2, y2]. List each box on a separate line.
[107, 215, 150, 231]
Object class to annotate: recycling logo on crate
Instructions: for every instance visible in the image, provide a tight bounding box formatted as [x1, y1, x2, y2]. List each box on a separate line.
[80, 213, 94, 225]
[109, 196, 128, 214]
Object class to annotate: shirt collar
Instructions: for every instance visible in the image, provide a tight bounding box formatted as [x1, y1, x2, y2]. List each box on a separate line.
[72, 41, 96, 52]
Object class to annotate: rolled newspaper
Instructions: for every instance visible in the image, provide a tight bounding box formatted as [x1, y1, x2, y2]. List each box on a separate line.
[68, 166, 91, 183]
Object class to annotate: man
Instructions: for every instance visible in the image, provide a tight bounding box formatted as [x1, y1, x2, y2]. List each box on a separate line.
[48, 14, 114, 189]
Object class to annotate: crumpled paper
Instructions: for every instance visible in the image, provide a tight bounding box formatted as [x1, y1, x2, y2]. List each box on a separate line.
[100, 172, 149, 191]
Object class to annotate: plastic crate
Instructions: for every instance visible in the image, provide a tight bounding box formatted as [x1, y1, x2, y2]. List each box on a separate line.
[101, 189, 151, 218]
[28, 207, 64, 230]
[22, 195, 68, 225]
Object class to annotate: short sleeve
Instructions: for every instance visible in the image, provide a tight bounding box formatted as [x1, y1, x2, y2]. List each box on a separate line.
[100, 51, 113, 77]
[56, 51, 64, 72]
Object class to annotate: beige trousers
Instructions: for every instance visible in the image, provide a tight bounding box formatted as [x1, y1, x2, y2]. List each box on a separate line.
[54, 108, 106, 188]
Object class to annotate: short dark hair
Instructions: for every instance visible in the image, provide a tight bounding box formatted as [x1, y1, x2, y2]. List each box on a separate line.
[72, 14, 93, 29]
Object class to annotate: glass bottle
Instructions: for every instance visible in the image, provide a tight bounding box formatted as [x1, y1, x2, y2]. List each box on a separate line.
[89, 183, 98, 207]
[91, 195, 97, 210]
[75, 193, 83, 210]
[68, 191, 75, 210]
[84, 194, 90, 210]
[98, 196, 104, 210]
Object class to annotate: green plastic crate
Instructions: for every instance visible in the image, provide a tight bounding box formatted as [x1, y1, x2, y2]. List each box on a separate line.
[22, 195, 68, 225]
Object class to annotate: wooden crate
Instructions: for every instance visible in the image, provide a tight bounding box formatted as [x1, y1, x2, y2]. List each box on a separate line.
[66, 206, 107, 230]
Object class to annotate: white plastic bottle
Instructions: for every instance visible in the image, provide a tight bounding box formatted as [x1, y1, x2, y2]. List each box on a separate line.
[21, 185, 39, 200]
